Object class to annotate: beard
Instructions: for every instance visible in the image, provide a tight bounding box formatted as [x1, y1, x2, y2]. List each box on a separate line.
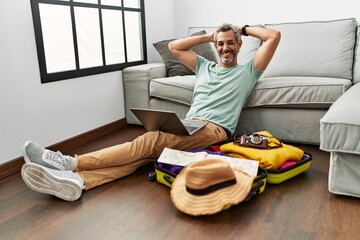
[219, 49, 237, 65]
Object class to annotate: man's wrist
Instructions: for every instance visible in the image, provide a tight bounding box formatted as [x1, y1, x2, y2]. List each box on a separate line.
[207, 32, 215, 43]
[242, 25, 250, 36]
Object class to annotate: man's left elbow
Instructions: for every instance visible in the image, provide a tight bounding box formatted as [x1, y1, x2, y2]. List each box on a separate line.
[273, 30, 281, 42]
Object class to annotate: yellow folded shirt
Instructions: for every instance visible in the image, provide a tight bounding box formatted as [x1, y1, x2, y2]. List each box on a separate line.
[220, 132, 304, 170]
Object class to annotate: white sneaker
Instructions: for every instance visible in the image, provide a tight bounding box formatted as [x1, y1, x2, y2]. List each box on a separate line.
[23, 141, 77, 171]
[21, 162, 85, 201]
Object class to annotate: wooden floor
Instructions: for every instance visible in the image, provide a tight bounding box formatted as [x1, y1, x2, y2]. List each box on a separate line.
[1, 125, 359, 240]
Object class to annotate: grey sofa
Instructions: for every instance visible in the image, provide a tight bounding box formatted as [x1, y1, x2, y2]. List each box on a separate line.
[123, 18, 360, 197]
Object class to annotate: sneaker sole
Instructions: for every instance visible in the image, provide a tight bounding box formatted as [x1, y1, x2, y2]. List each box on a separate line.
[21, 163, 82, 201]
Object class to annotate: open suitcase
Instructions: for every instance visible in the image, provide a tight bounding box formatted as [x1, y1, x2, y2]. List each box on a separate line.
[148, 138, 312, 204]
[149, 149, 312, 187]
[148, 160, 267, 203]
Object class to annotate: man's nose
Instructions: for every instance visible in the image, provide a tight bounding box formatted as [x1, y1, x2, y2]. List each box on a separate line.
[223, 43, 230, 50]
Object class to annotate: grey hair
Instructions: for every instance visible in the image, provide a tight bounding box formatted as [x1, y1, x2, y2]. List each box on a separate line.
[214, 23, 242, 42]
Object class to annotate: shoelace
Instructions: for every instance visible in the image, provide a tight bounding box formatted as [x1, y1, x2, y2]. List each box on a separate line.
[44, 150, 71, 170]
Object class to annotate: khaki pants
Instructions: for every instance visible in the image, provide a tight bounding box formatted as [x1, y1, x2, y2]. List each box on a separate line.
[75, 122, 228, 190]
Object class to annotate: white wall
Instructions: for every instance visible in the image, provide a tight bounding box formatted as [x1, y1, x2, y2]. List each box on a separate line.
[172, 0, 359, 37]
[146, 0, 175, 63]
[0, 0, 174, 164]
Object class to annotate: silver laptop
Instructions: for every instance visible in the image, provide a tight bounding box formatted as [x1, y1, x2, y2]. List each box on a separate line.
[130, 108, 208, 136]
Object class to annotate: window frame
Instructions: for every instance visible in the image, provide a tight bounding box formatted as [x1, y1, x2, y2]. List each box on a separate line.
[30, 0, 147, 83]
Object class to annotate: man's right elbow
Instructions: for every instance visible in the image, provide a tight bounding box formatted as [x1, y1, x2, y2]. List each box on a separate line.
[168, 41, 175, 53]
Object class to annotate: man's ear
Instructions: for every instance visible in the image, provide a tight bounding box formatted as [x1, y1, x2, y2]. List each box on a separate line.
[238, 40, 243, 49]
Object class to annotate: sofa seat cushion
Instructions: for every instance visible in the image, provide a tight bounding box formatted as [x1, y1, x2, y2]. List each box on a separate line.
[246, 77, 352, 108]
[320, 83, 360, 154]
[150, 75, 196, 105]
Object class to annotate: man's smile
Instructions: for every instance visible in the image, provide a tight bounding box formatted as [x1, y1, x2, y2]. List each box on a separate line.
[219, 49, 236, 65]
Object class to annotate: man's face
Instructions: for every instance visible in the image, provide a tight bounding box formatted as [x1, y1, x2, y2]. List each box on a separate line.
[215, 30, 242, 67]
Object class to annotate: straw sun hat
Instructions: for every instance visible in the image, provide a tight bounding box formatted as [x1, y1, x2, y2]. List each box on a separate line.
[170, 159, 254, 216]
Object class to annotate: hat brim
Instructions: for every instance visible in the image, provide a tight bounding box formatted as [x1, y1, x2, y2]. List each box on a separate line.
[170, 167, 254, 216]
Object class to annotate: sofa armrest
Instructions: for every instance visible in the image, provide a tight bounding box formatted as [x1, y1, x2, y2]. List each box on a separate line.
[123, 63, 167, 124]
[320, 82, 360, 154]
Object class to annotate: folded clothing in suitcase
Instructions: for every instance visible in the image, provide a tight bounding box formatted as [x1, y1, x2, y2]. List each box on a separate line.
[221, 131, 312, 184]
[266, 152, 312, 184]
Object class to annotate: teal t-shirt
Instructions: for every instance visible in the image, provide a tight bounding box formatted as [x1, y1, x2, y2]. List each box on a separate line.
[186, 55, 263, 134]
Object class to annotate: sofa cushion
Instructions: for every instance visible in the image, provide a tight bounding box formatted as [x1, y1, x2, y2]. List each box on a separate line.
[353, 25, 360, 84]
[320, 83, 360, 154]
[153, 31, 217, 77]
[150, 75, 196, 105]
[263, 18, 357, 80]
[245, 77, 352, 108]
[238, 107, 326, 144]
